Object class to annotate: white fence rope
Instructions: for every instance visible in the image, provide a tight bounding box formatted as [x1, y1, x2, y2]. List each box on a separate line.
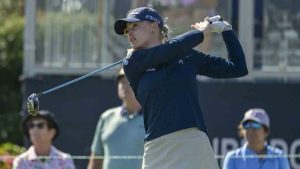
[1, 154, 300, 160]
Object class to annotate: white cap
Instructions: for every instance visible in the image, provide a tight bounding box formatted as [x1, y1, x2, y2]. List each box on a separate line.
[242, 108, 270, 128]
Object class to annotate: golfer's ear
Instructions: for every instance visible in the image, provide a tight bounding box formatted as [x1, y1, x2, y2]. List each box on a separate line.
[150, 22, 160, 33]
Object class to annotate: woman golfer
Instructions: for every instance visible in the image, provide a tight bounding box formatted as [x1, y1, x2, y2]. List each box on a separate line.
[114, 7, 248, 169]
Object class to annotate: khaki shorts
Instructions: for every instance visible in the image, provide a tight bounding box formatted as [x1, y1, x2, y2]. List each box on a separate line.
[142, 128, 220, 169]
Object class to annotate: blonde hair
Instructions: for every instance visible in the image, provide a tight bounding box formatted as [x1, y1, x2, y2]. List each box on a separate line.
[160, 24, 170, 42]
[159, 17, 171, 42]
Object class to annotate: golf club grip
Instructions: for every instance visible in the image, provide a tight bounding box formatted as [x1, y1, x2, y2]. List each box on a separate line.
[39, 59, 124, 97]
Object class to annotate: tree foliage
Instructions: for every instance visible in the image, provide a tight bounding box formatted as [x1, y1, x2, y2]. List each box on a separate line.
[0, 0, 24, 144]
[0, 142, 25, 169]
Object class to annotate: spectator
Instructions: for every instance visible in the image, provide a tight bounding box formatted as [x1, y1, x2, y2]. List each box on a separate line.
[13, 110, 75, 169]
[87, 68, 144, 169]
[114, 6, 247, 169]
[223, 108, 291, 169]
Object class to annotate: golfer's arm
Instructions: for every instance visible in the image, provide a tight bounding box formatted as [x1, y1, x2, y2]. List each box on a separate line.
[124, 30, 203, 80]
[87, 152, 103, 169]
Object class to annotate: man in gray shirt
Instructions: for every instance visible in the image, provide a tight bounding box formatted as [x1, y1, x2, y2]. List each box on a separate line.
[87, 68, 145, 169]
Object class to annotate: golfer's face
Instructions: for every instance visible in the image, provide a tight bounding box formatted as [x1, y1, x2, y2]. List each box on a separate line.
[125, 21, 154, 49]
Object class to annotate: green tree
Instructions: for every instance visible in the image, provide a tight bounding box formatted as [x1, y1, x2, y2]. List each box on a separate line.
[0, 142, 25, 169]
[0, 0, 24, 144]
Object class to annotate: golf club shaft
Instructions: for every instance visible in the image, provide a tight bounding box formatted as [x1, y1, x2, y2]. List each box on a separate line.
[36, 59, 124, 97]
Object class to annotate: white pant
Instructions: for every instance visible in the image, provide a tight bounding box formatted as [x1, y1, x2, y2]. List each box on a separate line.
[142, 128, 220, 169]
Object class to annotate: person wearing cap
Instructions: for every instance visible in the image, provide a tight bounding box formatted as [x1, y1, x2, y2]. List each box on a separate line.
[222, 108, 291, 169]
[114, 6, 247, 169]
[12, 110, 76, 169]
[87, 68, 144, 169]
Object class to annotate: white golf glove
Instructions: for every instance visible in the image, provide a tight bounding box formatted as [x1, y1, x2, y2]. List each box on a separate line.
[191, 20, 210, 32]
[210, 20, 232, 33]
[206, 15, 222, 23]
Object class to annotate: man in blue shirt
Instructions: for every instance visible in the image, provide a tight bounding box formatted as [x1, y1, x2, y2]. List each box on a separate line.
[223, 108, 291, 169]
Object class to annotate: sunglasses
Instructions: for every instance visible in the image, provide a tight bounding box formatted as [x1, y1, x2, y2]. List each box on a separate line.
[27, 122, 47, 129]
[243, 122, 262, 129]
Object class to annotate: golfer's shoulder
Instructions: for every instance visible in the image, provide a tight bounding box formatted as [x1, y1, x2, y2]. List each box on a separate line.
[125, 49, 149, 60]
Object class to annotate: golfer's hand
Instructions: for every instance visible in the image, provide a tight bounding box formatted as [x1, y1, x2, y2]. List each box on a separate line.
[206, 15, 222, 23]
[207, 15, 232, 33]
[191, 20, 211, 37]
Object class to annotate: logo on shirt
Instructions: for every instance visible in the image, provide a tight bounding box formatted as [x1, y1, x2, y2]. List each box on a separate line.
[146, 68, 156, 72]
[178, 59, 184, 64]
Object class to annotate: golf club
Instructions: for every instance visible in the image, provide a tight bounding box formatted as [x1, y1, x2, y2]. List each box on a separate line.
[27, 59, 124, 116]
